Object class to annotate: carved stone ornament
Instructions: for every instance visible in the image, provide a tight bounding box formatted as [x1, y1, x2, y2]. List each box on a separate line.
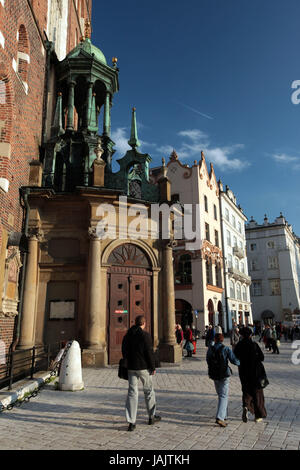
[94, 137, 104, 161]
[88, 226, 100, 240]
[27, 227, 44, 242]
[201, 240, 223, 265]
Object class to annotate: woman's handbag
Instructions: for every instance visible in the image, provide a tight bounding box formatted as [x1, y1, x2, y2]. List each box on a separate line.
[184, 341, 194, 352]
[118, 358, 128, 380]
[256, 361, 269, 389]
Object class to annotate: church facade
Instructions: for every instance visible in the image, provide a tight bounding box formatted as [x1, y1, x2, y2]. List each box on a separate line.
[17, 29, 181, 366]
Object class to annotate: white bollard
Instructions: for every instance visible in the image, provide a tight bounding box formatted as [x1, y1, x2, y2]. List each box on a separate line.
[59, 341, 84, 391]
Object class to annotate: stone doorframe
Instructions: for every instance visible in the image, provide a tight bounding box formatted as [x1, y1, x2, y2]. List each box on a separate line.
[101, 239, 160, 350]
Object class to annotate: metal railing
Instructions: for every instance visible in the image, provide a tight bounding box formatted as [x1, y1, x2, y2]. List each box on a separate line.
[0, 343, 61, 391]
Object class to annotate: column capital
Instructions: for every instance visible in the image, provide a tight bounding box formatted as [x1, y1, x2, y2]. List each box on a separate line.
[27, 227, 44, 242]
[88, 226, 101, 240]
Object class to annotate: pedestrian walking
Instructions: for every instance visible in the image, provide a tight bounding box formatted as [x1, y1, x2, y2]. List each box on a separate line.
[215, 325, 222, 334]
[121, 315, 161, 432]
[234, 327, 268, 423]
[271, 326, 280, 354]
[264, 324, 272, 351]
[183, 325, 194, 357]
[230, 322, 240, 351]
[191, 326, 197, 355]
[175, 323, 184, 355]
[205, 324, 215, 347]
[206, 333, 240, 427]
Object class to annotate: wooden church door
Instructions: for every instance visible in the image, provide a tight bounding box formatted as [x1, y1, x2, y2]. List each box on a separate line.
[107, 244, 152, 364]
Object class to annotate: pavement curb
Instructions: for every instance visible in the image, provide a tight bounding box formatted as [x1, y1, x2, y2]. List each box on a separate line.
[0, 372, 52, 409]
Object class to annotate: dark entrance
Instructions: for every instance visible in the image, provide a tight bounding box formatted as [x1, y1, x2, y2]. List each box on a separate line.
[107, 244, 152, 364]
[175, 299, 193, 330]
[208, 299, 214, 325]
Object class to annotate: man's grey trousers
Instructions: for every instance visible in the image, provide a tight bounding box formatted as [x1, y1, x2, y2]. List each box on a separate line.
[125, 370, 156, 424]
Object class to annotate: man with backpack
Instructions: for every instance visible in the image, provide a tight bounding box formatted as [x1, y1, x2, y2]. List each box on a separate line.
[206, 333, 240, 427]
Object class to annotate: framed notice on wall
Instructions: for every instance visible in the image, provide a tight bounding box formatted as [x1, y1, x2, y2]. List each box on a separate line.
[49, 300, 76, 320]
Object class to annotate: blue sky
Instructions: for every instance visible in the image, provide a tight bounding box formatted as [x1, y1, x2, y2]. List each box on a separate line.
[92, 0, 300, 235]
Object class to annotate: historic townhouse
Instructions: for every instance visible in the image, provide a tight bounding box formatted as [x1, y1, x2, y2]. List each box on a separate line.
[218, 182, 252, 331]
[246, 213, 300, 324]
[0, 0, 92, 354]
[151, 151, 225, 335]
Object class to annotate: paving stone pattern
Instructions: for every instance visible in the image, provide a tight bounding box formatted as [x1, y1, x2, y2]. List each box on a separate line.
[0, 339, 299, 450]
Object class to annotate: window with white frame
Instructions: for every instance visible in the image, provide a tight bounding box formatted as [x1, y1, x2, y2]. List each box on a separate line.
[234, 258, 239, 270]
[232, 215, 236, 228]
[238, 221, 242, 233]
[252, 280, 262, 296]
[226, 230, 231, 246]
[236, 283, 241, 300]
[250, 259, 259, 271]
[227, 253, 233, 268]
[230, 280, 235, 298]
[233, 235, 237, 247]
[240, 261, 245, 273]
[268, 256, 278, 269]
[242, 285, 247, 301]
[269, 279, 281, 296]
[225, 208, 229, 221]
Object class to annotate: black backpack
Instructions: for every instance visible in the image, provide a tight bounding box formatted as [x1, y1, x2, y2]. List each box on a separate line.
[208, 345, 229, 380]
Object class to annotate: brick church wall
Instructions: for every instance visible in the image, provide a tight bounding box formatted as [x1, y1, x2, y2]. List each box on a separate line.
[0, 0, 92, 355]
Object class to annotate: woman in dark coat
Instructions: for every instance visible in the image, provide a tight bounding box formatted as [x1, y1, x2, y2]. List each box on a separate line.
[234, 327, 268, 423]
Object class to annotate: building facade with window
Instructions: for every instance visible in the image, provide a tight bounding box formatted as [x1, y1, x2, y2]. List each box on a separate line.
[219, 183, 252, 331]
[245, 213, 300, 324]
[0, 0, 92, 354]
[151, 151, 225, 334]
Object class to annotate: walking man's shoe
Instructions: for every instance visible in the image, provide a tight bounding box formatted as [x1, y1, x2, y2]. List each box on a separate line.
[215, 419, 227, 428]
[242, 407, 248, 423]
[148, 415, 162, 425]
[255, 418, 263, 423]
[127, 423, 136, 432]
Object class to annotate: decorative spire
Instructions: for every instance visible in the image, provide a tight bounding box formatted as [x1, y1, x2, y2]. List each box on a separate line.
[128, 107, 140, 150]
[169, 149, 178, 161]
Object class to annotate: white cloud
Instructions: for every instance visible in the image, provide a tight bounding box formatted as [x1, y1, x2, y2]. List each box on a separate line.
[111, 127, 131, 156]
[174, 129, 249, 171]
[272, 153, 299, 163]
[111, 126, 249, 172]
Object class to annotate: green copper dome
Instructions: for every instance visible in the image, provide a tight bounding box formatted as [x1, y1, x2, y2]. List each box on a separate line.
[67, 38, 107, 65]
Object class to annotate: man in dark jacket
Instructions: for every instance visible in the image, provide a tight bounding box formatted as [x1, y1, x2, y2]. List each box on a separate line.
[122, 315, 161, 432]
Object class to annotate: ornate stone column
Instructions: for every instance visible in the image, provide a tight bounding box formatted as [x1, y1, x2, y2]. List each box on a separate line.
[159, 240, 182, 363]
[18, 228, 43, 350]
[103, 91, 111, 137]
[82, 227, 107, 367]
[66, 80, 76, 130]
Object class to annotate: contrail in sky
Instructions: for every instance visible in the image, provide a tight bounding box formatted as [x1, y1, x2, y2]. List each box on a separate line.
[175, 101, 214, 120]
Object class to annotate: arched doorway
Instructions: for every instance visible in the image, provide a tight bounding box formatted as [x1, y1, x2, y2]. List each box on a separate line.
[175, 299, 193, 330]
[217, 301, 224, 330]
[208, 299, 214, 325]
[106, 243, 153, 364]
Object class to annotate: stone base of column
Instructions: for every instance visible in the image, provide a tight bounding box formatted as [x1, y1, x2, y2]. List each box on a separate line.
[82, 348, 107, 367]
[158, 343, 182, 364]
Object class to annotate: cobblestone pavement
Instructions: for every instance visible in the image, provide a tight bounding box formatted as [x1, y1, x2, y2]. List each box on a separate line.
[0, 339, 300, 451]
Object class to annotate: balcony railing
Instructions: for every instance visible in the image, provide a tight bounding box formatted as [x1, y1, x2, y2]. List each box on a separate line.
[228, 267, 251, 285]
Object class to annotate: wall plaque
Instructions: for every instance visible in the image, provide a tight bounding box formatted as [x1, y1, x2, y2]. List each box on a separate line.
[49, 300, 75, 320]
